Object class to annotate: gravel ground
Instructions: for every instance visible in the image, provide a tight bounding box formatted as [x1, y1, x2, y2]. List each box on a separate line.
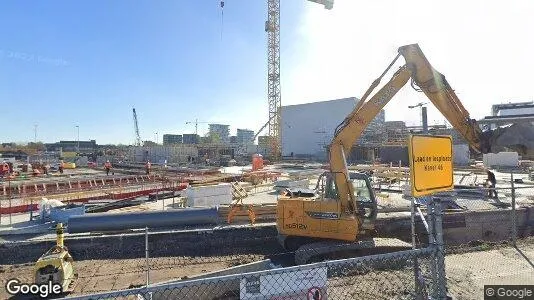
[0, 254, 263, 299]
[1, 239, 533, 299]
[446, 238, 534, 299]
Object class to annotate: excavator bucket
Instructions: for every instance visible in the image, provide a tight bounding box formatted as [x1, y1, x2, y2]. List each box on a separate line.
[486, 122, 534, 155]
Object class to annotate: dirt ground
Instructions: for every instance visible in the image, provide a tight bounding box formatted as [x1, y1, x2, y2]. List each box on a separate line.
[446, 238, 534, 300]
[0, 239, 533, 299]
[0, 254, 263, 299]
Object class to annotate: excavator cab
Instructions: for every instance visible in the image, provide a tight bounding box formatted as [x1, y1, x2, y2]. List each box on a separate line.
[316, 171, 378, 229]
[277, 170, 380, 255]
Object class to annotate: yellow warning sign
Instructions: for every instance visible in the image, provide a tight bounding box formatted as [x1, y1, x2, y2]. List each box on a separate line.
[408, 135, 453, 197]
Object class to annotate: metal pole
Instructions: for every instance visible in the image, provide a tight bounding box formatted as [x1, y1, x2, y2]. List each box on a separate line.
[162, 193, 165, 211]
[9, 178, 12, 225]
[30, 197, 33, 221]
[145, 227, 150, 287]
[421, 107, 428, 134]
[433, 197, 447, 299]
[511, 172, 517, 246]
[411, 196, 422, 297]
[427, 198, 437, 297]
[76, 125, 80, 153]
[411, 197, 417, 249]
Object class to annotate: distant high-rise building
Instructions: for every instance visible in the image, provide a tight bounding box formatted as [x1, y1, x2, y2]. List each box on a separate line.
[230, 136, 237, 144]
[208, 124, 230, 143]
[182, 134, 200, 144]
[236, 129, 254, 145]
[162, 134, 183, 145]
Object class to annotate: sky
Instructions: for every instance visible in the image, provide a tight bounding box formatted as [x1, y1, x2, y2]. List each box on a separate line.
[1, 0, 533, 144]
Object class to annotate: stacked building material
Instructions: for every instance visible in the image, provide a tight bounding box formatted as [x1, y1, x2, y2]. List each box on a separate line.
[218, 204, 277, 223]
[483, 152, 519, 167]
[273, 179, 310, 192]
[186, 183, 232, 207]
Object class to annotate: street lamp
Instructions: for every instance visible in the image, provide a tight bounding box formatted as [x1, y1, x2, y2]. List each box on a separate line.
[75, 125, 80, 153]
[34, 124, 38, 143]
[408, 102, 428, 134]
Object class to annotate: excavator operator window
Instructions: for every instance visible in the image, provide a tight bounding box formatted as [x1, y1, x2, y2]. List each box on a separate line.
[320, 173, 339, 200]
[352, 179, 371, 202]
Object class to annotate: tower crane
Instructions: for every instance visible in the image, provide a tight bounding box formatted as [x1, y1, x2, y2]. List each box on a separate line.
[218, 0, 332, 157]
[408, 102, 429, 134]
[132, 108, 142, 146]
[185, 119, 210, 135]
[265, 0, 333, 159]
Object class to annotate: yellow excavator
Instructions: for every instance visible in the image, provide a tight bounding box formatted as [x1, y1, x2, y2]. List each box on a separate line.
[276, 43, 534, 264]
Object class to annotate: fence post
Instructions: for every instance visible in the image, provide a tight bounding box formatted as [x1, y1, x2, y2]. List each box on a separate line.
[411, 197, 424, 298]
[145, 227, 150, 287]
[8, 178, 12, 225]
[427, 197, 436, 295]
[510, 172, 517, 246]
[433, 197, 447, 299]
[30, 197, 33, 221]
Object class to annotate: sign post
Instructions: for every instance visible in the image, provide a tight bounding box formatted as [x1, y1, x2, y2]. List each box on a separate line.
[408, 134, 452, 299]
[408, 135, 453, 197]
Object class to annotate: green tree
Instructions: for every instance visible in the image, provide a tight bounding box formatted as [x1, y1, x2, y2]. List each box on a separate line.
[202, 132, 221, 144]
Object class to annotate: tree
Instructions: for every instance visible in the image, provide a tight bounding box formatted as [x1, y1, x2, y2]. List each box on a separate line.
[202, 132, 221, 144]
[26, 142, 45, 151]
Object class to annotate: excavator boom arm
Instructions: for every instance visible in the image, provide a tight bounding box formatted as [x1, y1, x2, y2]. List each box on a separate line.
[328, 43, 533, 225]
[329, 43, 497, 216]
[398, 44, 489, 153]
[329, 66, 411, 213]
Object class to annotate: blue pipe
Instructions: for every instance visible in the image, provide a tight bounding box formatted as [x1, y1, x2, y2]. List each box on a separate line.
[67, 208, 219, 233]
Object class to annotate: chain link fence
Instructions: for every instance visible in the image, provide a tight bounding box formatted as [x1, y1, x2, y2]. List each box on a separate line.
[440, 169, 534, 299]
[45, 198, 447, 300]
[64, 247, 439, 300]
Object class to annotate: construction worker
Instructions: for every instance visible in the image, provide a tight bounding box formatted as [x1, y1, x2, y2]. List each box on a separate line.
[486, 169, 498, 199]
[104, 160, 112, 175]
[1, 161, 9, 176]
[59, 160, 64, 174]
[145, 161, 151, 175]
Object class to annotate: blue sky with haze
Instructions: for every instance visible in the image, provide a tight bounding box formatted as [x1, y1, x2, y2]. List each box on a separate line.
[1, 1, 305, 144]
[2, 1, 533, 144]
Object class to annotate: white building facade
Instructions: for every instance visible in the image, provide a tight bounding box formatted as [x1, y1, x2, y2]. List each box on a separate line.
[281, 97, 385, 159]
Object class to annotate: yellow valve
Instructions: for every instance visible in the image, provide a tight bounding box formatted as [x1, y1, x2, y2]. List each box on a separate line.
[56, 223, 64, 248]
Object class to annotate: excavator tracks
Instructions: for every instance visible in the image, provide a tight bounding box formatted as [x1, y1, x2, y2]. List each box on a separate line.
[294, 238, 412, 265]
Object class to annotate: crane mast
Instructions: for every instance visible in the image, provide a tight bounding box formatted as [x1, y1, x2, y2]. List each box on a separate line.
[265, 0, 333, 159]
[132, 108, 142, 146]
[266, 0, 282, 159]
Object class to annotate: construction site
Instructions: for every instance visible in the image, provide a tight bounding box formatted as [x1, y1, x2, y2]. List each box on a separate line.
[2, 1, 534, 300]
